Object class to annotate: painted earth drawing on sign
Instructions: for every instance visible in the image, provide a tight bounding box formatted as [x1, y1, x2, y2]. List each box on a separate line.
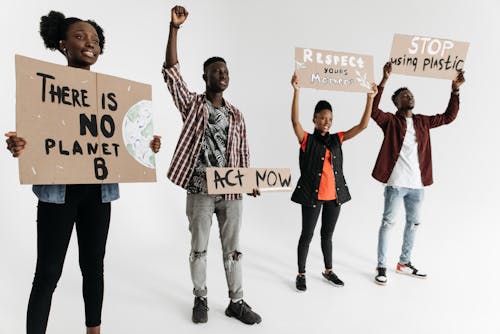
[122, 100, 155, 169]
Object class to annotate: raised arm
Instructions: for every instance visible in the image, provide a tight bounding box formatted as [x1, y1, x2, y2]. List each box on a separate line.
[291, 73, 305, 143]
[164, 5, 188, 67]
[343, 83, 378, 141]
[428, 70, 465, 128]
[371, 62, 393, 128]
[452, 70, 465, 92]
[162, 6, 198, 118]
[379, 61, 391, 88]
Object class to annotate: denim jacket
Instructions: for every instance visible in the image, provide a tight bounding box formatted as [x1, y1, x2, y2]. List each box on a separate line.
[32, 184, 120, 204]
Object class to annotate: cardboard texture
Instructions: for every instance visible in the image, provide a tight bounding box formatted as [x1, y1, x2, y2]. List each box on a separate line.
[295, 47, 374, 93]
[206, 168, 292, 195]
[15, 55, 156, 184]
[389, 33, 469, 79]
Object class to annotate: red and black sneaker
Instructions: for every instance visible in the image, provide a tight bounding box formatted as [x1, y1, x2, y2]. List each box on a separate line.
[396, 262, 427, 279]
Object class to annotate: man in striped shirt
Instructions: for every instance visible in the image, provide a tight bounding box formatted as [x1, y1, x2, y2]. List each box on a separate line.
[162, 5, 261, 325]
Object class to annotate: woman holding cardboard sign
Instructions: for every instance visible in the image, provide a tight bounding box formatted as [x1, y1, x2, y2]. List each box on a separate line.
[290, 73, 376, 292]
[5, 11, 160, 334]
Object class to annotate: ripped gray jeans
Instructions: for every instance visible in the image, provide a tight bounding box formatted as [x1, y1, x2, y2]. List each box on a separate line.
[186, 193, 243, 299]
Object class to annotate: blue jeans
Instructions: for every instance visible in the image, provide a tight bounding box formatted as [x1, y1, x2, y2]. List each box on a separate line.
[377, 186, 424, 268]
[33, 184, 119, 204]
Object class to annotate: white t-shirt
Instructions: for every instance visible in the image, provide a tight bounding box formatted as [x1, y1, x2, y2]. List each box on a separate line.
[387, 117, 424, 189]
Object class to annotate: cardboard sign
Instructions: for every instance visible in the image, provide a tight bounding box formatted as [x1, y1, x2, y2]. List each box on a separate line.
[295, 47, 374, 93]
[15, 55, 156, 184]
[389, 33, 469, 79]
[206, 168, 292, 195]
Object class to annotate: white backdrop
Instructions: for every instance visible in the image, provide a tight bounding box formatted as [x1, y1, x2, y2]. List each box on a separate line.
[1, 1, 499, 333]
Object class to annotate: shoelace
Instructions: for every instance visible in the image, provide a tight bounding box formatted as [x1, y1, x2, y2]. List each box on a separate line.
[326, 272, 338, 279]
[195, 298, 209, 311]
[406, 262, 416, 270]
[235, 300, 252, 317]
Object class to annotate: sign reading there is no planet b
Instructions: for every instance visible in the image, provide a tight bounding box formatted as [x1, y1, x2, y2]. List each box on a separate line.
[15, 55, 157, 184]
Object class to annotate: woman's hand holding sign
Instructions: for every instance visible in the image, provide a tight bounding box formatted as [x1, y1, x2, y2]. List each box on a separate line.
[5, 132, 26, 158]
[150, 135, 161, 153]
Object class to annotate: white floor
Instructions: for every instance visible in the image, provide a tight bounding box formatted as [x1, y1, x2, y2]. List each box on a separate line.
[1, 181, 499, 334]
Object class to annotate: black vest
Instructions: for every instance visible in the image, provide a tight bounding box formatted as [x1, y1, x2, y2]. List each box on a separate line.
[291, 131, 351, 206]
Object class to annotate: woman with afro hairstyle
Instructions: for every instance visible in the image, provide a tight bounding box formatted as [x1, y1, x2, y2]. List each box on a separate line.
[5, 10, 160, 334]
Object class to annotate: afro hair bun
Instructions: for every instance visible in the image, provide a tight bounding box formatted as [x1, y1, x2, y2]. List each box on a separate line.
[39, 10, 67, 50]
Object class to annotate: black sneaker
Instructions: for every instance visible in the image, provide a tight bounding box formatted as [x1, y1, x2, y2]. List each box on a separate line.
[192, 296, 208, 323]
[225, 300, 262, 325]
[296, 274, 306, 292]
[322, 271, 344, 287]
[375, 267, 387, 285]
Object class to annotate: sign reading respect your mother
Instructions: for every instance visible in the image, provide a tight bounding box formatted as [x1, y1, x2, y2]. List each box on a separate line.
[295, 47, 374, 93]
[390, 33, 469, 79]
[15, 55, 157, 184]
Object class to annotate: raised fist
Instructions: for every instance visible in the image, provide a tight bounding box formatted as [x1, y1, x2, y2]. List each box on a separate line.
[171, 5, 189, 26]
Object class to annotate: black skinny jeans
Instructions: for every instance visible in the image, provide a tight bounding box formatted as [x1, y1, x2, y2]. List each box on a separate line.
[27, 185, 111, 334]
[297, 200, 341, 274]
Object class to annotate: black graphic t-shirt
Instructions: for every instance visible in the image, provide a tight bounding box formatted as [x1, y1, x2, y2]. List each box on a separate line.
[186, 100, 228, 194]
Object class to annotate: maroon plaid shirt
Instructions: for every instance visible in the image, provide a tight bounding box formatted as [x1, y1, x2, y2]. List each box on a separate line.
[162, 63, 249, 200]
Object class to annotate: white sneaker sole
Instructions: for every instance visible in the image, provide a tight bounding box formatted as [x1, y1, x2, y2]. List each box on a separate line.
[323, 278, 344, 287]
[374, 278, 387, 286]
[396, 270, 427, 279]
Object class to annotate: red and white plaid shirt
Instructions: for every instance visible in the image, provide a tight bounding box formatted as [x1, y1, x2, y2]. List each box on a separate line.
[162, 63, 249, 200]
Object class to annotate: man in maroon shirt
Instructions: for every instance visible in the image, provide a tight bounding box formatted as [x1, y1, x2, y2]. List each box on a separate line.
[372, 62, 465, 285]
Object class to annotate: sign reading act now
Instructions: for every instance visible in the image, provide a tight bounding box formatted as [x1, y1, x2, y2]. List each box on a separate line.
[206, 168, 292, 194]
[15, 55, 156, 184]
